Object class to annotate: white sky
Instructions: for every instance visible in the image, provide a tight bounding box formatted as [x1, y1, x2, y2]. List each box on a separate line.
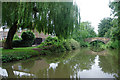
[75, 0, 111, 34]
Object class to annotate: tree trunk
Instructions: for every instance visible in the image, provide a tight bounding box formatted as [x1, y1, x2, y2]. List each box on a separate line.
[3, 22, 17, 49]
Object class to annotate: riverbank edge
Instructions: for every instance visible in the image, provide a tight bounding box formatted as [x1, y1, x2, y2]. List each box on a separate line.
[1, 47, 40, 63]
[1, 44, 80, 63]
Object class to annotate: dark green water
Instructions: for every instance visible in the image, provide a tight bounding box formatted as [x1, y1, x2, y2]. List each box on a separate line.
[0, 48, 119, 79]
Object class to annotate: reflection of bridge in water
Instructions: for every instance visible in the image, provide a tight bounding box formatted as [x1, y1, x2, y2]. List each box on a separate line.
[87, 49, 108, 56]
[84, 37, 110, 44]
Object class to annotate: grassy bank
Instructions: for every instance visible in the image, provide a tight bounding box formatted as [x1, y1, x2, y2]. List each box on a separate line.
[1, 37, 80, 63]
[1, 47, 40, 63]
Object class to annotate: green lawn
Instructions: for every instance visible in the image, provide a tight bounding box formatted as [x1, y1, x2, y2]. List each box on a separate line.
[1, 47, 40, 63]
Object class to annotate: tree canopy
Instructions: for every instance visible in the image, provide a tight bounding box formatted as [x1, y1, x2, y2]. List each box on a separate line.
[2, 2, 80, 49]
[72, 21, 96, 43]
[109, 1, 120, 40]
[98, 18, 113, 37]
[2, 2, 80, 38]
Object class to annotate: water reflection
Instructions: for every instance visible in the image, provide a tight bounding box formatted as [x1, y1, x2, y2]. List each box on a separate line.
[89, 40, 105, 52]
[49, 62, 59, 71]
[75, 55, 115, 78]
[99, 50, 119, 77]
[90, 47, 104, 52]
[1, 48, 119, 78]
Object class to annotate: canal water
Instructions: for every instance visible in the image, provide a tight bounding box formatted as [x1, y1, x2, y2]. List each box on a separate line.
[0, 48, 119, 79]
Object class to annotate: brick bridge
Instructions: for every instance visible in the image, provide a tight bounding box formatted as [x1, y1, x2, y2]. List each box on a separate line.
[84, 37, 110, 44]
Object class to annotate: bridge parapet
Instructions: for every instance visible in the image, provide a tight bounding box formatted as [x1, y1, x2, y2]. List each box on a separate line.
[84, 37, 110, 44]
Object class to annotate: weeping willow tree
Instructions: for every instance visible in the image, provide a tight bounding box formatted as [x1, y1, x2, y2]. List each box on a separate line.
[2, 2, 80, 49]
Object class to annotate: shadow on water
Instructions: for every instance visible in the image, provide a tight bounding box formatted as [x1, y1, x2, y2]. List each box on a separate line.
[0, 48, 119, 79]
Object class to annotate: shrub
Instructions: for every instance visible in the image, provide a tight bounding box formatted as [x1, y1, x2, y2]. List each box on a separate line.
[69, 39, 80, 50]
[21, 31, 35, 40]
[106, 40, 119, 49]
[38, 36, 64, 53]
[21, 40, 34, 47]
[12, 40, 34, 47]
[63, 41, 71, 51]
[12, 31, 35, 47]
[45, 36, 58, 43]
[38, 36, 80, 55]
[39, 36, 59, 47]
[12, 40, 22, 47]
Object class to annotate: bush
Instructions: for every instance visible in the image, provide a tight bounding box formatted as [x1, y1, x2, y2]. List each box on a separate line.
[12, 31, 35, 47]
[69, 39, 80, 50]
[38, 36, 64, 53]
[80, 41, 89, 47]
[106, 40, 119, 49]
[21, 40, 34, 47]
[12, 40, 22, 47]
[63, 41, 72, 51]
[39, 36, 59, 47]
[21, 31, 35, 40]
[38, 36, 80, 55]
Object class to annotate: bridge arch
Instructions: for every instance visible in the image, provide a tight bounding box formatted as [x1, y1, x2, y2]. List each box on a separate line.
[89, 40, 105, 44]
[84, 37, 110, 44]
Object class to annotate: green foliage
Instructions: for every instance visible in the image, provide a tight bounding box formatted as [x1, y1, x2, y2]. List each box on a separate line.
[109, 2, 120, 17]
[13, 34, 21, 40]
[104, 19, 119, 40]
[2, 2, 80, 49]
[39, 36, 59, 47]
[38, 36, 65, 54]
[13, 40, 34, 47]
[38, 36, 80, 55]
[12, 31, 35, 47]
[106, 40, 119, 49]
[21, 31, 35, 41]
[2, 2, 80, 39]
[80, 41, 89, 47]
[69, 39, 80, 49]
[1, 47, 39, 63]
[109, 2, 120, 41]
[104, 28, 112, 38]
[63, 40, 72, 51]
[63, 39, 80, 50]
[90, 41, 105, 47]
[89, 40, 105, 51]
[12, 40, 21, 47]
[72, 21, 96, 47]
[98, 2, 120, 49]
[98, 17, 119, 49]
[98, 18, 113, 37]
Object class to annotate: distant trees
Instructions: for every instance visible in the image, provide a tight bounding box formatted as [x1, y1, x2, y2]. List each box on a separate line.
[97, 2, 120, 49]
[72, 21, 96, 43]
[109, 1, 120, 40]
[2, 2, 80, 49]
[98, 18, 113, 37]
[103, 19, 118, 39]
[98, 1, 120, 40]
